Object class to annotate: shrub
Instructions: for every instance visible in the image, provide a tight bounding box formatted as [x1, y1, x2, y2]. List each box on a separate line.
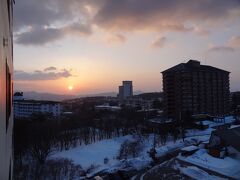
[104, 157, 109, 164]
[118, 138, 143, 160]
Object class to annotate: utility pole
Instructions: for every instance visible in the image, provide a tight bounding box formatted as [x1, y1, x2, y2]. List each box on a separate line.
[180, 111, 185, 142]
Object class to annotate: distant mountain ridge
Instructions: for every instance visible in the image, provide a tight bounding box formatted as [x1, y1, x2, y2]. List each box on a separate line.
[79, 91, 143, 97]
[16, 91, 76, 101]
[15, 90, 144, 101]
[80, 92, 118, 97]
[135, 92, 163, 100]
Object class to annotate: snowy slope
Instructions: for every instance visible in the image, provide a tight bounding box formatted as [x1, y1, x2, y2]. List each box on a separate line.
[52, 136, 133, 170]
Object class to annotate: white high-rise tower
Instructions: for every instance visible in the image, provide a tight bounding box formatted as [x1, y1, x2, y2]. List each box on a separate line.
[118, 81, 133, 100]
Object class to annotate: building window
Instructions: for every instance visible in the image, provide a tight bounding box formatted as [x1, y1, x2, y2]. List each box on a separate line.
[6, 61, 12, 132]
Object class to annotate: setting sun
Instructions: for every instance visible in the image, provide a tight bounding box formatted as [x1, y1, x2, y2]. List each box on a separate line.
[68, 85, 73, 90]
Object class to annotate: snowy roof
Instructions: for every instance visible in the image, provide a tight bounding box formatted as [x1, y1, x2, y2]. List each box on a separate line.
[148, 117, 172, 124]
[63, 112, 73, 114]
[178, 149, 240, 179]
[195, 116, 235, 128]
[181, 145, 199, 152]
[195, 120, 213, 126]
[14, 92, 23, 96]
[96, 105, 120, 108]
[13, 99, 61, 104]
[224, 116, 235, 124]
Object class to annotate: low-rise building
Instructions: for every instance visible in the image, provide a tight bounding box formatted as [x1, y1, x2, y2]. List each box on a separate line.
[95, 103, 121, 112]
[208, 126, 240, 158]
[14, 92, 61, 118]
[231, 91, 240, 110]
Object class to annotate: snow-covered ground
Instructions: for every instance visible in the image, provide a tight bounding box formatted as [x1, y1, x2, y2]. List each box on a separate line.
[53, 136, 129, 169]
[51, 134, 212, 176]
[51, 135, 134, 174]
[51, 135, 153, 176]
[51, 116, 238, 178]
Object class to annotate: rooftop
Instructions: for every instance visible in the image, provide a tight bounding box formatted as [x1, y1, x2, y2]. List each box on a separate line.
[212, 126, 240, 151]
[14, 92, 23, 96]
[14, 99, 61, 104]
[162, 60, 230, 74]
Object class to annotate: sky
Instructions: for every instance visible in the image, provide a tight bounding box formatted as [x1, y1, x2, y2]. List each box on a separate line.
[13, 0, 240, 95]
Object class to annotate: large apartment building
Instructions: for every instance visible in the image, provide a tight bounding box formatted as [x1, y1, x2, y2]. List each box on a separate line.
[162, 60, 230, 121]
[0, 0, 13, 179]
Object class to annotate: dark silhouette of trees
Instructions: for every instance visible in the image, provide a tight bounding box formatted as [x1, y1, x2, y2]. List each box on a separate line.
[152, 99, 163, 109]
[14, 98, 185, 179]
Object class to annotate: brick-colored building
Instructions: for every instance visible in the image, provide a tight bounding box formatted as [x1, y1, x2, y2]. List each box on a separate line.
[162, 60, 230, 121]
[0, 0, 13, 179]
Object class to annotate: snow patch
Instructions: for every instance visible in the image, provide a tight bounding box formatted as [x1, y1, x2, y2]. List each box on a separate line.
[179, 166, 226, 180]
[52, 135, 133, 171]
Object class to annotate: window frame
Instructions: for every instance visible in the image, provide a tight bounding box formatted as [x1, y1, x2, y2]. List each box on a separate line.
[6, 60, 12, 132]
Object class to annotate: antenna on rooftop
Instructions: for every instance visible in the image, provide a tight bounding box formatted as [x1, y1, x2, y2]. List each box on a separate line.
[203, 52, 209, 65]
[182, 57, 187, 63]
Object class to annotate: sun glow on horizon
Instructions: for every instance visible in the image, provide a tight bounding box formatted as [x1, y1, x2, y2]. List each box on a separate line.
[68, 85, 73, 90]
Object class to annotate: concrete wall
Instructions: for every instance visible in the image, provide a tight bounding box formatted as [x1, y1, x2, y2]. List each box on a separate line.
[0, 0, 13, 179]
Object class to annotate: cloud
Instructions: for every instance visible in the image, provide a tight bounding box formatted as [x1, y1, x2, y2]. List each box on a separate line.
[107, 34, 126, 44]
[15, 23, 92, 45]
[14, 0, 240, 45]
[44, 67, 57, 71]
[64, 22, 92, 37]
[151, 37, 167, 48]
[228, 36, 240, 48]
[14, 0, 93, 45]
[14, 68, 73, 81]
[208, 46, 235, 53]
[14, 0, 91, 31]
[208, 35, 240, 53]
[93, 0, 240, 33]
[15, 27, 64, 45]
[193, 27, 210, 36]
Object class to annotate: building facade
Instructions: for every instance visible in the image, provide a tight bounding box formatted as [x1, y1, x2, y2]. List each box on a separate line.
[162, 60, 230, 121]
[118, 81, 133, 100]
[14, 100, 62, 119]
[231, 91, 240, 110]
[14, 92, 62, 119]
[0, 0, 13, 179]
